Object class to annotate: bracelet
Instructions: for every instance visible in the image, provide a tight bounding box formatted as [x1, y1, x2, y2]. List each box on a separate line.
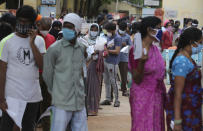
[174, 119, 182, 125]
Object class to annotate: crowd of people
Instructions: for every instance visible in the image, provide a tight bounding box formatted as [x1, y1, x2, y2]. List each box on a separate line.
[0, 5, 202, 131]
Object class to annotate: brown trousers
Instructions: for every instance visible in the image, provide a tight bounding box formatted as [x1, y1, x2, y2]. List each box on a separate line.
[119, 62, 128, 92]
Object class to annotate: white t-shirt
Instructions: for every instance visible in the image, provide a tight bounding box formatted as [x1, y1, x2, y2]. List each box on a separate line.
[0, 33, 46, 102]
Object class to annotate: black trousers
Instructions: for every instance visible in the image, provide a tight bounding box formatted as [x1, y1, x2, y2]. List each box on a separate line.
[119, 62, 128, 92]
[0, 102, 40, 131]
[39, 74, 52, 131]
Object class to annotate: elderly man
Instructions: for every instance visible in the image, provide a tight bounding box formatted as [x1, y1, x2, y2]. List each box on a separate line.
[37, 17, 56, 49]
[36, 17, 56, 131]
[43, 13, 88, 131]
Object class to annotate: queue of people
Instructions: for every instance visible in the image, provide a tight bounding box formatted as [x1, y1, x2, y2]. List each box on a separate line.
[0, 5, 202, 131]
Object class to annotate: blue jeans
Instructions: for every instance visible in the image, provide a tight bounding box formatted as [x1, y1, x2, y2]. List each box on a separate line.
[50, 106, 88, 131]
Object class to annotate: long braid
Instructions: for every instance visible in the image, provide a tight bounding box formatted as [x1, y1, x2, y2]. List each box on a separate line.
[169, 27, 202, 77]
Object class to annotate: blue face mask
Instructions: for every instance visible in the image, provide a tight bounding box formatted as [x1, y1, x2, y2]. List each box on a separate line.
[192, 42, 203, 54]
[62, 28, 76, 41]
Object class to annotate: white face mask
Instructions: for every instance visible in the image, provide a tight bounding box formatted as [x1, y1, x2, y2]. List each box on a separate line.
[119, 29, 126, 35]
[107, 32, 112, 37]
[40, 30, 49, 36]
[90, 31, 98, 37]
[92, 54, 98, 60]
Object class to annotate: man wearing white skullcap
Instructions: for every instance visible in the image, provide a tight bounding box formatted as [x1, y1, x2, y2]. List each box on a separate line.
[43, 13, 88, 131]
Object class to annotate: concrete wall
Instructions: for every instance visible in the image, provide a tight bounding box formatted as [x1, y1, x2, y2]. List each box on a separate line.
[100, 1, 141, 15]
[163, 0, 203, 27]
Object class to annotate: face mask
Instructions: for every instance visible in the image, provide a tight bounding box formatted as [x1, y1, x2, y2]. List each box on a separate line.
[167, 26, 173, 32]
[16, 22, 33, 35]
[192, 42, 203, 54]
[40, 30, 49, 37]
[119, 29, 126, 35]
[107, 32, 112, 37]
[92, 54, 98, 60]
[150, 29, 161, 42]
[90, 31, 98, 37]
[62, 28, 75, 41]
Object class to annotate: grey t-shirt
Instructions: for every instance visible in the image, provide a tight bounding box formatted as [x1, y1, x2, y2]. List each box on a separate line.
[0, 33, 46, 102]
[105, 34, 122, 65]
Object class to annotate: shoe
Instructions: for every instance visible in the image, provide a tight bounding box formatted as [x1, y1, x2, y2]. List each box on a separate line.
[122, 91, 128, 96]
[100, 100, 111, 105]
[114, 101, 120, 107]
[111, 98, 113, 102]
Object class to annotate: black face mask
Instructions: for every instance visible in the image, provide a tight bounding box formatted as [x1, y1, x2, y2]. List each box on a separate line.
[49, 28, 60, 39]
[16, 22, 33, 35]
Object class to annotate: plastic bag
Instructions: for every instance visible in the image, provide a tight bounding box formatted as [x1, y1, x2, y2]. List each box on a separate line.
[95, 36, 107, 51]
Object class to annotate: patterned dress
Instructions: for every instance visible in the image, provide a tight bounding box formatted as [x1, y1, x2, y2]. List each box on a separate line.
[166, 55, 202, 131]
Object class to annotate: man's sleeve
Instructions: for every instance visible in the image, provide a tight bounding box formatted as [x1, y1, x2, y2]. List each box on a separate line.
[35, 35, 46, 53]
[115, 36, 122, 48]
[0, 39, 9, 63]
[42, 46, 57, 93]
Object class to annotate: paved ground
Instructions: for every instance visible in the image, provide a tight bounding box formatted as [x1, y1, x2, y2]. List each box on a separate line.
[36, 81, 171, 131]
[88, 87, 131, 131]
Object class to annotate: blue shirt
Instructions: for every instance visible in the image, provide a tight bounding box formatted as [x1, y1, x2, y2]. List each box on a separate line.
[172, 55, 194, 79]
[105, 34, 122, 65]
[117, 32, 132, 62]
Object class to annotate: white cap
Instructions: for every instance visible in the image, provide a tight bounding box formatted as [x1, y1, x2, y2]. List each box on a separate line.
[63, 13, 82, 34]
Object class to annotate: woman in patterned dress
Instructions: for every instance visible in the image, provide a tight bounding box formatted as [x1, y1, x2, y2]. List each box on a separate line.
[166, 27, 202, 131]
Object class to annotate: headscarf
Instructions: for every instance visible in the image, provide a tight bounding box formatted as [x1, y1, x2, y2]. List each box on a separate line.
[164, 20, 170, 27]
[49, 20, 62, 39]
[63, 13, 82, 34]
[88, 23, 100, 39]
[86, 23, 100, 46]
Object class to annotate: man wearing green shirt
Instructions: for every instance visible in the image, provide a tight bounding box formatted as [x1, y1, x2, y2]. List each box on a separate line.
[43, 13, 88, 131]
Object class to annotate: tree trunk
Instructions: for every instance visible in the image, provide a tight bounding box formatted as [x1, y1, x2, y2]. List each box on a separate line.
[74, 0, 78, 13]
[62, 0, 68, 12]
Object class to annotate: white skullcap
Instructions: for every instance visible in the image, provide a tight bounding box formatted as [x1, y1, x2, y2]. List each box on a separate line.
[63, 13, 82, 34]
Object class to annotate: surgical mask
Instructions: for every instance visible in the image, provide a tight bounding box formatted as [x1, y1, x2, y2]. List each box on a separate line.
[40, 30, 49, 37]
[167, 26, 173, 32]
[151, 29, 161, 42]
[192, 42, 203, 54]
[107, 32, 112, 37]
[62, 28, 75, 41]
[93, 54, 98, 60]
[119, 29, 126, 35]
[90, 31, 98, 37]
[16, 22, 33, 35]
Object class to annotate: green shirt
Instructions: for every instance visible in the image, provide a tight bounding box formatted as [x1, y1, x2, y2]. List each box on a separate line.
[43, 38, 86, 111]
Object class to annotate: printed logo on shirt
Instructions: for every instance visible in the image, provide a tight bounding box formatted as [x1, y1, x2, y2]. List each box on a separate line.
[17, 47, 33, 65]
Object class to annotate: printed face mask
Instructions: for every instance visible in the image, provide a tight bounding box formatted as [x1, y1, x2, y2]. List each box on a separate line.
[150, 28, 161, 42]
[16, 22, 33, 35]
[62, 28, 76, 41]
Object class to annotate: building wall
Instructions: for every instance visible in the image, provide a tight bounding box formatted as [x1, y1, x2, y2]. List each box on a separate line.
[0, 3, 5, 9]
[163, 0, 203, 27]
[100, 1, 141, 15]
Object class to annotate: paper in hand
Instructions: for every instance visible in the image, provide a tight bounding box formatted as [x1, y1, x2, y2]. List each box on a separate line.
[120, 46, 130, 53]
[6, 97, 27, 128]
[133, 32, 142, 60]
